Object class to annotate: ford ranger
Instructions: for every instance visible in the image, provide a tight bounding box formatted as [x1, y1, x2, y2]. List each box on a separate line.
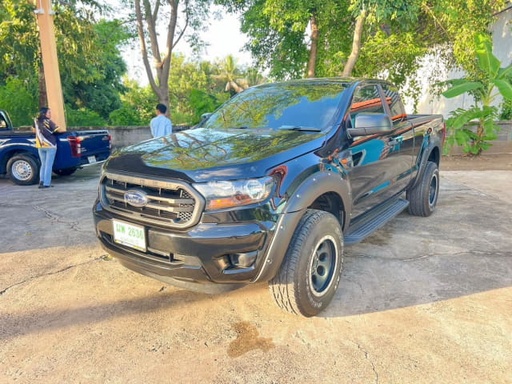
[0, 109, 111, 185]
[93, 78, 445, 317]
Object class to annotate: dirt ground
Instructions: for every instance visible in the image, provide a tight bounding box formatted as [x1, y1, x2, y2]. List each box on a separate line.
[442, 152, 512, 171]
[1, 152, 511, 384]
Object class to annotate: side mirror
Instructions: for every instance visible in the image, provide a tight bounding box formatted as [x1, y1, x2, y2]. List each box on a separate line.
[201, 112, 212, 120]
[348, 112, 393, 137]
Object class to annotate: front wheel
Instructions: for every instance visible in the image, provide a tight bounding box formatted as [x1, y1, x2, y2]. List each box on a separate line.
[407, 161, 439, 217]
[269, 209, 344, 317]
[7, 154, 40, 185]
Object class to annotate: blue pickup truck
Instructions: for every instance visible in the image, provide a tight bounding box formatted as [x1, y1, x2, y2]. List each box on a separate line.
[0, 109, 111, 185]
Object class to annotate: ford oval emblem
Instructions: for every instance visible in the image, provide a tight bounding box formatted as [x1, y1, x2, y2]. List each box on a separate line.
[124, 189, 148, 208]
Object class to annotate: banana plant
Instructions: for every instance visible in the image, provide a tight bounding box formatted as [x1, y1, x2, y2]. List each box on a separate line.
[442, 33, 512, 155]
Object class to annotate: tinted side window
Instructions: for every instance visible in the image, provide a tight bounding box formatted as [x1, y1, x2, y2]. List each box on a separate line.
[349, 85, 385, 125]
[381, 83, 405, 122]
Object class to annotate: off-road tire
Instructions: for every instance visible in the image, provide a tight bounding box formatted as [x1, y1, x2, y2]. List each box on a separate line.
[7, 154, 40, 185]
[407, 161, 439, 217]
[269, 209, 343, 317]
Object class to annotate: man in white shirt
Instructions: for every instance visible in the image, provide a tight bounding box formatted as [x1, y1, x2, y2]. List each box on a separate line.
[150, 104, 173, 138]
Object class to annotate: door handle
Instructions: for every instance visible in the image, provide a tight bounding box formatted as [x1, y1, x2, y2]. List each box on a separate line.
[388, 136, 403, 146]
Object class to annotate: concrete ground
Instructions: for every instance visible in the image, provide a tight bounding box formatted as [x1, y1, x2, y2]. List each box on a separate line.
[0, 163, 511, 383]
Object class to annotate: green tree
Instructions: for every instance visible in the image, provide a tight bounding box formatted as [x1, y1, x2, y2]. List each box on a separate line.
[62, 20, 130, 120]
[109, 78, 155, 126]
[215, 55, 248, 95]
[216, 0, 506, 92]
[168, 54, 267, 125]
[0, 78, 36, 126]
[430, 0, 507, 78]
[169, 54, 232, 124]
[441, 33, 512, 155]
[216, 0, 428, 81]
[66, 106, 106, 126]
[0, 0, 128, 124]
[128, 0, 214, 108]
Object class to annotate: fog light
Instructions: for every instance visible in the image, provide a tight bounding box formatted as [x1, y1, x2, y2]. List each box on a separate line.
[229, 251, 258, 268]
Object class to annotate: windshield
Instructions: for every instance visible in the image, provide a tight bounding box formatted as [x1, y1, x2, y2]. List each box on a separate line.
[199, 81, 348, 131]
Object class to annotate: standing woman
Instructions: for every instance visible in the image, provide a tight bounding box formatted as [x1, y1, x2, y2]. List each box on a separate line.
[34, 107, 60, 188]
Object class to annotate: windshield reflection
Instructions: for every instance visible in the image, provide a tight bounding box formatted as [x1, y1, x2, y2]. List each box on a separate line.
[199, 81, 348, 131]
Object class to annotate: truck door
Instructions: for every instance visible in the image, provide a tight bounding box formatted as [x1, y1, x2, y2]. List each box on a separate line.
[347, 84, 415, 217]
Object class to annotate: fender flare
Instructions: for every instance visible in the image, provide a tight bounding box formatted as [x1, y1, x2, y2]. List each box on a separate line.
[254, 171, 351, 283]
[410, 139, 441, 190]
[282, 170, 352, 215]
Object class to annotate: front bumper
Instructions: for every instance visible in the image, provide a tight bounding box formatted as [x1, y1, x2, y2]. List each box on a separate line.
[93, 201, 276, 289]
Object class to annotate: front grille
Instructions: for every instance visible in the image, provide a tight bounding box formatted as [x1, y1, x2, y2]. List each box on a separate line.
[100, 172, 204, 229]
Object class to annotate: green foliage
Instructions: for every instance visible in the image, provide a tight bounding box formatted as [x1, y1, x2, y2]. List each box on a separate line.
[0, 1, 41, 85]
[225, 0, 312, 79]
[0, 1, 128, 125]
[356, 31, 426, 87]
[188, 89, 222, 123]
[216, 0, 433, 86]
[500, 99, 512, 120]
[0, 78, 37, 126]
[215, 0, 506, 106]
[168, 54, 243, 125]
[61, 20, 129, 120]
[108, 107, 146, 126]
[65, 106, 106, 127]
[110, 79, 156, 126]
[441, 33, 512, 155]
[431, 0, 507, 78]
[444, 106, 498, 155]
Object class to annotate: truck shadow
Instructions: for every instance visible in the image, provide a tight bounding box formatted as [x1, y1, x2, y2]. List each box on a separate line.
[0, 288, 211, 342]
[1, 176, 511, 324]
[324, 180, 512, 317]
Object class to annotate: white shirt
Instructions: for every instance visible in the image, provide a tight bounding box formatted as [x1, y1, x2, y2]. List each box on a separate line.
[150, 114, 173, 138]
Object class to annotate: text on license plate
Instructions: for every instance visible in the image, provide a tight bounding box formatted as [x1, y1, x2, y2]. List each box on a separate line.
[88, 155, 97, 163]
[113, 220, 146, 252]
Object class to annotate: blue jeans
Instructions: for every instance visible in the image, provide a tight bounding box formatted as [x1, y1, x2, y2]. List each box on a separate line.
[38, 147, 57, 186]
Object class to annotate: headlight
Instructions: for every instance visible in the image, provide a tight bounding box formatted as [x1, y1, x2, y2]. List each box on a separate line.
[193, 176, 274, 210]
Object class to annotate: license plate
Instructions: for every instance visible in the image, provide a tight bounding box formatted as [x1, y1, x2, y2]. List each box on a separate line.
[88, 155, 97, 164]
[113, 220, 146, 252]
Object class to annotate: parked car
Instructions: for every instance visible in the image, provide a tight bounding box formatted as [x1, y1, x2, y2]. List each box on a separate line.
[0, 109, 111, 185]
[93, 78, 445, 316]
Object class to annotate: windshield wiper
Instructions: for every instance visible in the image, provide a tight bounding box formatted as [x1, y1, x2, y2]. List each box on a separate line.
[277, 125, 322, 132]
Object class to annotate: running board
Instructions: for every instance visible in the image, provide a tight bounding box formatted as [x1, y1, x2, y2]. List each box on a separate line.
[344, 198, 409, 245]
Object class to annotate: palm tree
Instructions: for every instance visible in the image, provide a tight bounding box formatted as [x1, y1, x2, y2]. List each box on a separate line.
[217, 55, 247, 95]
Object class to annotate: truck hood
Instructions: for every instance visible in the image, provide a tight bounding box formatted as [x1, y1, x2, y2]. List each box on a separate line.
[105, 127, 325, 182]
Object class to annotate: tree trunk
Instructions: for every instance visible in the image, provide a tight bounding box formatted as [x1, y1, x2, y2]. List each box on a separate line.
[134, 0, 180, 110]
[38, 65, 47, 107]
[306, 13, 319, 78]
[342, 8, 367, 77]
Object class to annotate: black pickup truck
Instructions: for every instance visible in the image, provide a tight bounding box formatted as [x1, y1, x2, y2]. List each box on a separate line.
[0, 109, 111, 185]
[93, 78, 445, 317]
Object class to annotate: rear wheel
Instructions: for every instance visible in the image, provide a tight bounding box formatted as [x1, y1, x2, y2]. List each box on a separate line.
[407, 161, 439, 217]
[269, 209, 343, 317]
[7, 154, 40, 185]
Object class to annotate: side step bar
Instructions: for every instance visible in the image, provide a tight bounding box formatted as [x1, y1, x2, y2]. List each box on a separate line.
[344, 198, 409, 245]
